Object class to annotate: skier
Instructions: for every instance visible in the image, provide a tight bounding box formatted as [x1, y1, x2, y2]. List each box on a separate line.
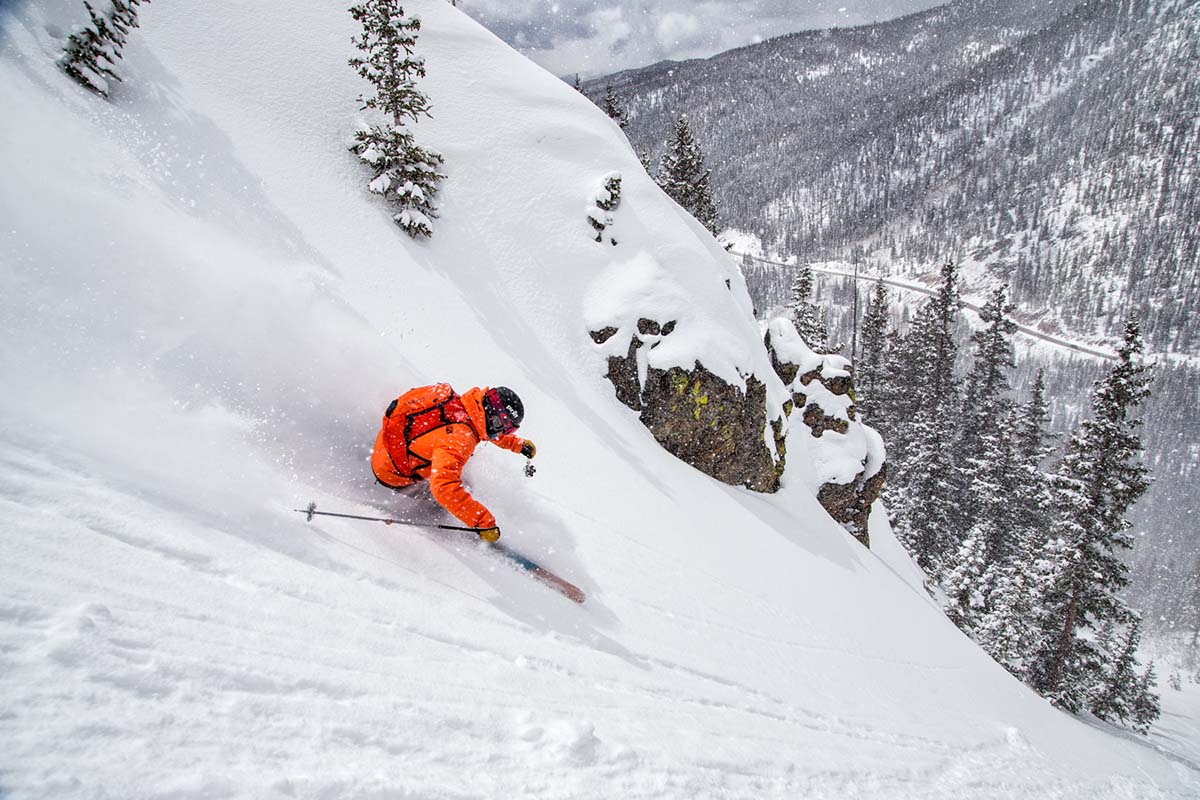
[371, 384, 535, 542]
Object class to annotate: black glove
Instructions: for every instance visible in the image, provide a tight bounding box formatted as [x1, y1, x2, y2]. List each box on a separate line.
[520, 439, 537, 459]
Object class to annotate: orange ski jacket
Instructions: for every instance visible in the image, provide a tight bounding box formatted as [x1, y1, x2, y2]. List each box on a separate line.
[371, 385, 527, 529]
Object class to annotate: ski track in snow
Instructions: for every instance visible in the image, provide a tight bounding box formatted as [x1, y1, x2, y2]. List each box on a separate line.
[2, 438, 1194, 799]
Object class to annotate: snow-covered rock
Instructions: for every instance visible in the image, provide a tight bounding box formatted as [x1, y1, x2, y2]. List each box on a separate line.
[766, 318, 886, 545]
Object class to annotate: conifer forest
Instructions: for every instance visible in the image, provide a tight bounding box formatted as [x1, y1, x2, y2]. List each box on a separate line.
[592, 0, 1200, 708]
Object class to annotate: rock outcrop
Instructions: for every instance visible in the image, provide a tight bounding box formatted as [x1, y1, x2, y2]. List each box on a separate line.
[765, 318, 886, 547]
[591, 318, 786, 493]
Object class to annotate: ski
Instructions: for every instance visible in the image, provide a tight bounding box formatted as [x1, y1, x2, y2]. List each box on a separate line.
[488, 542, 587, 604]
[296, 502, 585, 604]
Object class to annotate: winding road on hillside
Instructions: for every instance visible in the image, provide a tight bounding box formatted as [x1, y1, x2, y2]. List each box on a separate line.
[734, 252, 1119, 361]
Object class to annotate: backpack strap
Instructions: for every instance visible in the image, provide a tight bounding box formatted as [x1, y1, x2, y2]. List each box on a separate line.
[384, 389, 477, 479]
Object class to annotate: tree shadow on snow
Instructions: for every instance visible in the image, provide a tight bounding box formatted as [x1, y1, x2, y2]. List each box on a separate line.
[1077, 711, 1200, 777]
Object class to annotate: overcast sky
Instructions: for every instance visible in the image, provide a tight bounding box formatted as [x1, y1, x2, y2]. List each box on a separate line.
[461, 1, 949, 78]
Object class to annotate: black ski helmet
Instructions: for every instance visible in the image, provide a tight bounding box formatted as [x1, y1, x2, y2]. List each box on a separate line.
[483, 386, 524, 438]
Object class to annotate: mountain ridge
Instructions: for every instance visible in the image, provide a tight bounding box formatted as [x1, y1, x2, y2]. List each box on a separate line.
[595, 0, 1198, 355]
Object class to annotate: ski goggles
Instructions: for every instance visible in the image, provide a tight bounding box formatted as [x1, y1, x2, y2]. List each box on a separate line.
[483, 388, 519, 438]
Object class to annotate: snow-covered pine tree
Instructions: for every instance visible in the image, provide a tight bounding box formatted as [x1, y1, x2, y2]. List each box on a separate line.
[960, 287, 1017, 432]
[885, 261, 963, 574]
[1016, 370, 1052, 465]
[923, 261, 963, 410]
[942, 528, 994, 632]
[637, 147, 656, 177]
[891, 409, 960, 574]
[1022, 531, 1094, 707]
[968, 391, 1056, 680]
[348, 0, 445, 238]
[975, 407, 1024, 565]
[1028, 319, 1153, 712]
[587, 172, 622, 244]
[976, 564, 1042, 678]
[60, 2, 118, 95]
[60, 0, 149, 97]
[856, 278, 890, 417]
[871, 327, 912, 462]
[953, 286, 1018, 547]
[657, 115, 719, 236]
[601, 84, 629, 129]
[788, 265, 830, 352]
[1131, 662, 1162, 734]
[1089, 617, 1145, 724]
[1011, 371, 1055, 554]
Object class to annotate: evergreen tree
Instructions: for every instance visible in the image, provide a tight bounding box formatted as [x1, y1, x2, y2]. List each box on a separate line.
[960, 286, 1017, 435]
[974, 407, 1024, 565]
[886, 261, 963, 573]
[60, 0, 149, 97]
[856, 279, 890, 417]
[972, 389, 1057, 679]
[953, 286, 1018, 545]
[1016, 370, 1053, 466]
[1028, 319, 1153, 710]
[1023, 531, 1093, 708]
[601, 84, 629, 129]
[1089, 618, 1145, 724]
[921, 261, 964, 409]
[871, 327, 913, 463]
[657, 115, 719, 236]
[942, 528, 994, 632]
[1131, 662, 1162, 734]
[348, 0, 445, 238]
[976, 565, 1043, 678]
[1011, 371, 1055, 554]
[788, 265, 829, 352]
[572, 73, 584, 93]
[637, 147, 657, 177]
[894, 413, 961, 574]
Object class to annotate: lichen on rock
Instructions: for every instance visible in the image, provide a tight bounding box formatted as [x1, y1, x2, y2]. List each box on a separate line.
[592, 317, 786, 493]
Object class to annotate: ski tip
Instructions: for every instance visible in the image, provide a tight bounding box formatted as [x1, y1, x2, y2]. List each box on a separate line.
[531, 566, 586, 604]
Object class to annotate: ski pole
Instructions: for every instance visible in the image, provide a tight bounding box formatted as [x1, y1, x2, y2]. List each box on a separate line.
[294, 502, 483, 533]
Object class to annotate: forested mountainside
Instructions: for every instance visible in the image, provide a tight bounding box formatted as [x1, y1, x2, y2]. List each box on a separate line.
[738, 258, 1199, 630]
[589, 0, 1200, 630]
[596, 0, 1198, 355]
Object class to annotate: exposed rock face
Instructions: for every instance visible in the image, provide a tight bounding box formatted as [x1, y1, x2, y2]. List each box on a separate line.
[765, 319, 886, 547]
[816, 464, 887, 546]
[593, 318, 785, 493]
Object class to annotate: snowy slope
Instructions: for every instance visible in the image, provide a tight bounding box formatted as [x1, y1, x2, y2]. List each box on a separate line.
[1, 1, 1197, 797]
